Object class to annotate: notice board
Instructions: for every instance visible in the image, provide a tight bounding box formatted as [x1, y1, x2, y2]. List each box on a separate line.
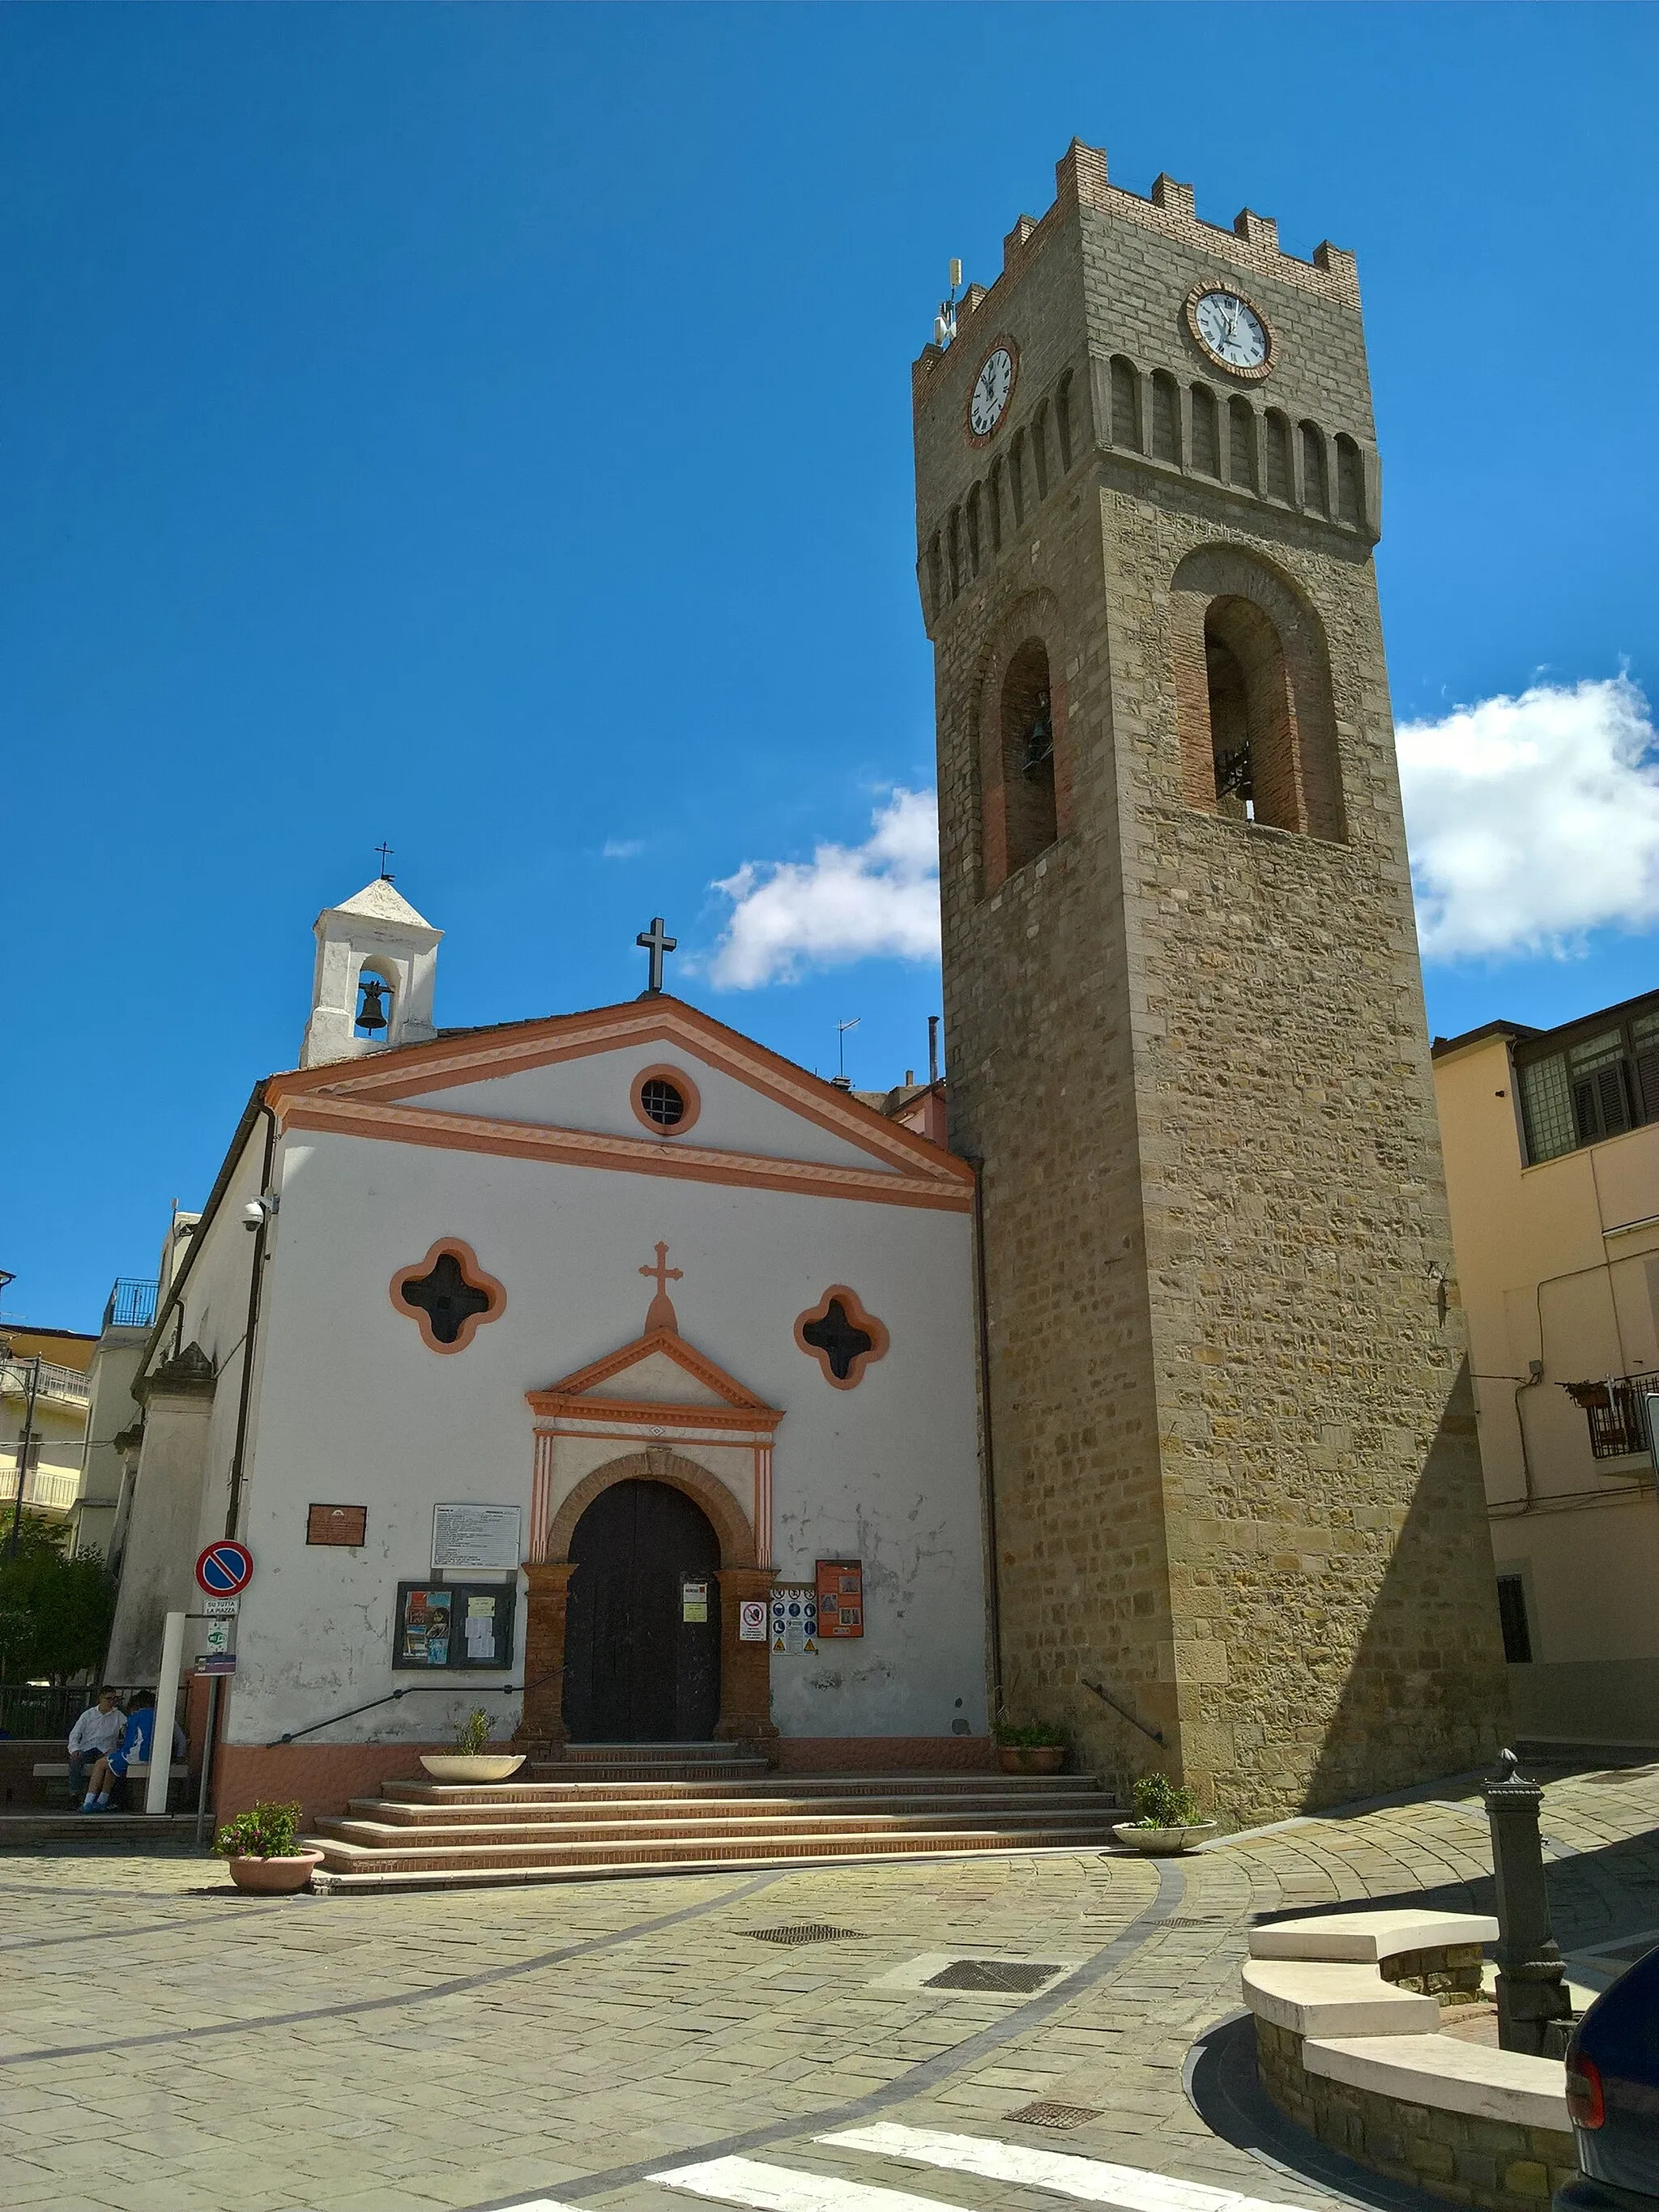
[815, 1560, 864, 1639]
[393, 1581, 517, 1671]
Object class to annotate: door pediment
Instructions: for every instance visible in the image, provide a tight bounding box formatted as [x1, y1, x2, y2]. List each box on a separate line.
[527, 1328, 783, 1434]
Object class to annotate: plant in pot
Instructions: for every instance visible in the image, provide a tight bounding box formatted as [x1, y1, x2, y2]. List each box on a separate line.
[995, 1720, 1068, 1775]
[419, 1706, 525, 1784]
[213, 1800, 323, 1894]
[1112, 1772, 1216, 1855]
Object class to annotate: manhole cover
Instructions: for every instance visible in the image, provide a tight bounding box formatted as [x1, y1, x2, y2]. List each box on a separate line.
[1004, 2100, 1102, 2130]
[747, 1924, 864, 1946]
[1166, 1916, 1228, 1928]
[925, 1958, 1065, 1993]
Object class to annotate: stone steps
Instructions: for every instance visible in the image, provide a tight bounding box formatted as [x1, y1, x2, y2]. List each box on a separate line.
[303, 1761, 1128, 1893]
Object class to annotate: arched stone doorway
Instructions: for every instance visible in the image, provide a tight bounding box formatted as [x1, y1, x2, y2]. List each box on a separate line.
[517, 1448, 777, 1755]
[563, 1480, 722, 1742]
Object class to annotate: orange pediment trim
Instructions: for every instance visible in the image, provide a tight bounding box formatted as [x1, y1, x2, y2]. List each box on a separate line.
[264, 994, 974, 1193]
[526, 1328, 783, 1428]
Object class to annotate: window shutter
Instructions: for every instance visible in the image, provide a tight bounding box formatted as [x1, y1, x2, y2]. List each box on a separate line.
[1636, 1045, 1659, 1124]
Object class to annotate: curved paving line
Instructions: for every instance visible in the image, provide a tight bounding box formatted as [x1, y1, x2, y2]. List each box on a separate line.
[0, 1869, 786, 2067]
[471, 1857, 1188, 2212]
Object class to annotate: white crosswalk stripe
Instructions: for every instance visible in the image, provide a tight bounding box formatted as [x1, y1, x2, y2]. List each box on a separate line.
[648, 2128, 1320, 2212]
[817, 2127, 1317, 2212]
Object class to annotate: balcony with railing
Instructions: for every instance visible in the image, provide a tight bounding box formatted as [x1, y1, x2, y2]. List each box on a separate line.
[0, 1460, 83, 1512]
[1563, 1373, 1659, 1460]
[0, 1358, 91, 1409]
[103, 1277, 160, 1331]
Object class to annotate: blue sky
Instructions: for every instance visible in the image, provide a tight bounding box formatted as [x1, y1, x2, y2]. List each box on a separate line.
[4, 3, 1657, 1332]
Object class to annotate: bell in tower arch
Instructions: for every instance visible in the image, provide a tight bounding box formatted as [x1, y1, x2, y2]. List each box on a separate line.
[355, 971, 391, 1035]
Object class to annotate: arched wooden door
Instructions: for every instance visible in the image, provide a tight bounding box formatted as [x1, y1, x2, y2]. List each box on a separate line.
[561, 1479, 722, 1742]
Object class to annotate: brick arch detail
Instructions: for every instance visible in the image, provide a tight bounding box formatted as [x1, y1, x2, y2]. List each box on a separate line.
[545, 1447, 757, 1570]
[1169, 545, 1345, 843]
[971, 588, 1073, 894]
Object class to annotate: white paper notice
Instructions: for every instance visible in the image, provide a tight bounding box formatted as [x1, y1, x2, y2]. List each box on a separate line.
[433, 1503, 522, 1572]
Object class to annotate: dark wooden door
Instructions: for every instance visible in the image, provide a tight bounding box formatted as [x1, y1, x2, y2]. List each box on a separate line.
[562, 1480, 722, 1742]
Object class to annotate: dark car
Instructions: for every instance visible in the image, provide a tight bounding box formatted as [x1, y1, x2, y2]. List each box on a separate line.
[1555, 1941, 1659, 2212]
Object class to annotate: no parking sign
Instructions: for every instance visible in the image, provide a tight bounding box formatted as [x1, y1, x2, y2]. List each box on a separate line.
[194, 1541, 254, 1597]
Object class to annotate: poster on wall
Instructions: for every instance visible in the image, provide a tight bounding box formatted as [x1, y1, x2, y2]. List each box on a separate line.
[394, 1581, 517, 1670]
[738, 1600, 768, 1643]
[770, 1584, 818, 1654]
[432, 1503, 522, 1573]
[816, 1560, 864, 1638]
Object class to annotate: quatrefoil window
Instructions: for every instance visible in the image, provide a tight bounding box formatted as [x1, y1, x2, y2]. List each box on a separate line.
[390, 1240, 506, 1355]
[795, 1284, 889, 1391]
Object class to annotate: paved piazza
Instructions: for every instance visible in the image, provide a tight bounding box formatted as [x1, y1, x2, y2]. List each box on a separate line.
[3, 1762, 1657, 2212]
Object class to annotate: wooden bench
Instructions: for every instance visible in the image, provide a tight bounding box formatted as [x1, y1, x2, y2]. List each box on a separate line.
[33, 1761, 192, 1809]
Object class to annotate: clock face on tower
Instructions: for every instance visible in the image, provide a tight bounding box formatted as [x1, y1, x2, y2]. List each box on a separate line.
[966, 343, 1017, 440]
[1186, 287, 1274, 380]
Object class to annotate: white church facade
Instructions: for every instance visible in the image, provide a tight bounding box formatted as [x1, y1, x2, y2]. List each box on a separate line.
[106, 880, 990, 1818]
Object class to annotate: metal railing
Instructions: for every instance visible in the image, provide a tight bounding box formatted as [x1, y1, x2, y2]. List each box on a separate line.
[0, 1682, 102, 1739]
[0, 1463, 82, 1511]
[0, 1358, 90, 1406]
[1563, 1371, 1658, 1460]
[104, 1277, 160, 1331]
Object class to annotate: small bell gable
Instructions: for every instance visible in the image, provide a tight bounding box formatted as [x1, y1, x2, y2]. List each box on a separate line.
[301, 876, 442, 1068]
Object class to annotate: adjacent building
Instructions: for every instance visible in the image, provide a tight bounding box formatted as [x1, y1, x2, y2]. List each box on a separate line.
[1433, 990, 1659, 1750]
[1, 1323, 95, 1529]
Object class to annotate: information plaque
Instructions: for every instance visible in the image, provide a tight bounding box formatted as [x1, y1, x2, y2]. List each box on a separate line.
[431, 1503, 522, 1573]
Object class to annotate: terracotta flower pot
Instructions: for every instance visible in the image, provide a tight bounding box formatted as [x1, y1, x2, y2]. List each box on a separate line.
[226, 1849, 325, 1894]
[998, 1745, 1066, 1775]
[1111, 1821, 1216, 1856]
[418, 1754, 526, 1783]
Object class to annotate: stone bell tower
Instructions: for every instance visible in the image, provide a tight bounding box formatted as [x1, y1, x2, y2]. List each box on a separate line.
[915, 142, 1509, 1822]
[300, 876, 441, 1068]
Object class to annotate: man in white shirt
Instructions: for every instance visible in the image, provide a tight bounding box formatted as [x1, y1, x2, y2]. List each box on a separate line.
[66, 1687, 126, 1800]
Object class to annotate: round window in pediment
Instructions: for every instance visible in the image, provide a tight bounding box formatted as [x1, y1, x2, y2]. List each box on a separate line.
[630, 1063, 702, 1137]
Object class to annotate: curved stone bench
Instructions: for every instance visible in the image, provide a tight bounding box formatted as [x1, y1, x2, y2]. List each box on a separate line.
[1239, 1908, 1575, 2212]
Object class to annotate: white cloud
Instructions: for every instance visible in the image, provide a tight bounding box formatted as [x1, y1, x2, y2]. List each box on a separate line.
[708, 787, 941, 988]
[1398, 674, 1659, 963]
[601, 838, 644, 860]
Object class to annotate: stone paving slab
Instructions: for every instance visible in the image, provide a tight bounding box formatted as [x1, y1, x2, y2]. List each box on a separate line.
[0, 1762, 1655, 2212]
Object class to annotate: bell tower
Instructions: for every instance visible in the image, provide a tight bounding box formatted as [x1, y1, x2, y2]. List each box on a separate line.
[300, 876, 441, 1068]
[915, 142, 1509, 1821]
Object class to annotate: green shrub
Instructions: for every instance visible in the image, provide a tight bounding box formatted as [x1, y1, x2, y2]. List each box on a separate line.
[1130, 1773, 1204, 1828]
[454, 1707, 493, 1755]
[994, 1719, 1068, 1749]
[213, 1800, 304, 1859]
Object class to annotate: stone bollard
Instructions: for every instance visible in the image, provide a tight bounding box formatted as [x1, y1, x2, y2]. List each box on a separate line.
[1483, 1747, 1574, 2056]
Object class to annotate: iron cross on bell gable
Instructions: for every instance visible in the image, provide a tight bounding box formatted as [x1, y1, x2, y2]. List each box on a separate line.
[636, 916, 677, 996]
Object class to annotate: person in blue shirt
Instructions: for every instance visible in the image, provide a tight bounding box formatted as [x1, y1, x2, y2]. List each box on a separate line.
[79, 1691, 186, 1812]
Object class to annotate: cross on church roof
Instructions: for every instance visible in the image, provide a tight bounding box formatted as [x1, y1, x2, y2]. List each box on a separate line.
[375, 842, 395, 881]
[639, 1240, 683, 1335]
[636, 915, 676, 996]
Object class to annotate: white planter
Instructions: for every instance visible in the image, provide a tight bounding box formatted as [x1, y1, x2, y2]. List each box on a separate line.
[419, 1754, 526, 1783]
[1112, 1820, 1216, 1855]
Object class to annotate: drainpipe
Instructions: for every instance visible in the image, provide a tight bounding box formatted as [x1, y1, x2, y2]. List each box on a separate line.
[224, 1104, 279, 1541]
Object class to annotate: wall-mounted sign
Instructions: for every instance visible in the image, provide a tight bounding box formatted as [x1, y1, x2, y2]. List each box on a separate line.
[394, 1580, 517, 1671]
[203, 1618, 232, 1658]
[432, 1503, 522, 1573]
[203, 1597, 239, 1617]
[738, 1600, 768, 1643]
[194, 1653, 237, 1677]
[817, 1560, 864, 1639]
[308, 1503, 367, 1547]
[771, 1584, 818, 1654]
[681, 1579, 709, 1624]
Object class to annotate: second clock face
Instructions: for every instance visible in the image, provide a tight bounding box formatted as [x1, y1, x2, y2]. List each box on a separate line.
[1191, 289, 1271, 374]
[969, 347, 1015, 437]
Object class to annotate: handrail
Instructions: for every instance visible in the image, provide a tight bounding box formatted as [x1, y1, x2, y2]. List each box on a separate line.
[1081, 1675, 1166, 1748]
[269, 1668, 564, 1748]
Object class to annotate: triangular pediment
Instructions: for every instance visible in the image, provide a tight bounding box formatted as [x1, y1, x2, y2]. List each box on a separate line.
[527, 1328, 780, 1424]
[263, 995, 974, 1211]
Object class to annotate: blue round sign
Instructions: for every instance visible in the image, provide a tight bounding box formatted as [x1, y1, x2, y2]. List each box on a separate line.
[195, 1541, 254, 1596]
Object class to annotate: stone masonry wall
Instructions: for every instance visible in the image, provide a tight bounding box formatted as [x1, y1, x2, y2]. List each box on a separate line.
[1254, 2018, 1576, 2212]
[915, 143, 1510, 1820]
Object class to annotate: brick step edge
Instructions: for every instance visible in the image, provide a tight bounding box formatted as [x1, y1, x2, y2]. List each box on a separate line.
[352, 1788, 1120, 1822]
[382, 1772, 1104, 1804]
[305, 1824, 1128, 1873]
[317, 1809, 1128, 1845]
[309, 1838, 1135, 1894]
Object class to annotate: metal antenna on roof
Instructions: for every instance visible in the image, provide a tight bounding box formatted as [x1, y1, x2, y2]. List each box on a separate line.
[933, 258, 962, 349]
[836, 1017, 861, 1085]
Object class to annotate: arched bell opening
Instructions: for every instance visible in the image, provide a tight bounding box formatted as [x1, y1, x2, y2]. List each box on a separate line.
[354, 961, 396, 1041]
[1000, 637, 1058, 872]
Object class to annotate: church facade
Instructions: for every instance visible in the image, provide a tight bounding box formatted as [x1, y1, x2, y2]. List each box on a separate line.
[107, 881, 988, 1816]
[107, 139, 1513, 1829]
